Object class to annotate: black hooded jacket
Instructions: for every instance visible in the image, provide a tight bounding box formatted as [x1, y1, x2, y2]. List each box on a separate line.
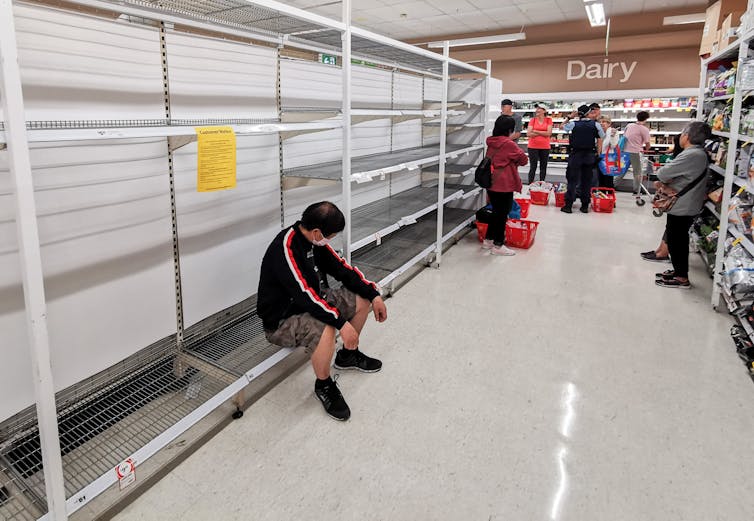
[257, 222, 380, 331]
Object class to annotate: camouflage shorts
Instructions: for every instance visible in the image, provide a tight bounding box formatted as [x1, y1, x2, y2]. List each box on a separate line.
[264, 288, 357, 354]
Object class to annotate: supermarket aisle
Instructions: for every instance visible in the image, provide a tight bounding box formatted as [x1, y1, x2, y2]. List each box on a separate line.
[114, 194, 754, 521]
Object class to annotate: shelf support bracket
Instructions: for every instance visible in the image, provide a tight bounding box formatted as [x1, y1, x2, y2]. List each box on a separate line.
[168, 135, 196, 152]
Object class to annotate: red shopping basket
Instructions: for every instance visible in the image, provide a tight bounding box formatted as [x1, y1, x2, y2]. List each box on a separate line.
[515, 197, 531, 218]
[591, 187, 616, 213]
[505, 219, 539, 249]
[475, 221, 488, 242]
[554, 191, 566, 208]
[530, 190, 549, 205]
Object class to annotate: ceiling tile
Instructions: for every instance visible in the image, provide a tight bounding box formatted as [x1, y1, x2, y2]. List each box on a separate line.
[424, 0, 478, 16]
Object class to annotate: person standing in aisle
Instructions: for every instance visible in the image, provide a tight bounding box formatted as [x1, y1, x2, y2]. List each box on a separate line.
[561, 105, 604, 213]
[257, 201, 388, 421]
[482, 115, 529, 256]
[598, 116, 620, 189]
[501, 98, 523, 142]
[621, 111, 652, 195]
[526, 105, 553, 184]
[654, 122, 712, 289]
[641, 133, 683, 263]
[563, 104, 605, 200]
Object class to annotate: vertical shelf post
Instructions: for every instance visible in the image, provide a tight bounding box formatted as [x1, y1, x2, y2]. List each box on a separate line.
[711, 40, 750, 308]
[341, 0, 352, 263]
[0, 2, 69, 519]
[435, 41, 449, 265]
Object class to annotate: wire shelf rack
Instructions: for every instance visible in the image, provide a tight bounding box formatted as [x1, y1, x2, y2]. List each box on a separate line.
[0, 118, 279, 132]
[127, 0, 324, 35]
[282, 144, 473, 180]
[351, 185, 462, 244]
[352, 207, 474, 275]
[0, 295, 279, 519]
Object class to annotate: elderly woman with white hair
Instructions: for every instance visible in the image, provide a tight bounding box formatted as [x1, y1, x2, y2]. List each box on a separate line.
[654, 121, 712, 289]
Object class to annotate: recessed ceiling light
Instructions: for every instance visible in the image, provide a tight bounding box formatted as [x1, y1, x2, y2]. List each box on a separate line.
[663, 13, 706, 25]
[427, 33, 526, 48]
[584, 2, 606, 27]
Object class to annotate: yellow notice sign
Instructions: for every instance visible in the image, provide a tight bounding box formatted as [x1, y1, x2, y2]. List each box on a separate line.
[195, 126, 237, 192]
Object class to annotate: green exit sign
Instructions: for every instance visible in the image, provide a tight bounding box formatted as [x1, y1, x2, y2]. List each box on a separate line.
[318, 53, 337, 65]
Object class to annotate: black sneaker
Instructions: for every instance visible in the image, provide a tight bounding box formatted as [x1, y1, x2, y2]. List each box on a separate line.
[655, 278, 691, 289]
[641, 251, 671, 263]
[314, 377, 350, 421]
[333, 348, 382, 373]
[560, 206, 572, 214]
[655, 269, 675, 280]
[580, 206, 589, 213]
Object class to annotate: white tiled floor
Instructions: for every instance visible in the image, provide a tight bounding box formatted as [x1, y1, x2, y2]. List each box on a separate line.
[114, 194, 754, 521]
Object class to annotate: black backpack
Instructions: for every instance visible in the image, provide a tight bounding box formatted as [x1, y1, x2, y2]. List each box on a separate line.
[569, 119, 599, 151]
[474, 157, 492, 188]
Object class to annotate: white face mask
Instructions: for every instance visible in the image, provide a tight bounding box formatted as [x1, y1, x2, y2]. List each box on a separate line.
[312, 231, 331, 247]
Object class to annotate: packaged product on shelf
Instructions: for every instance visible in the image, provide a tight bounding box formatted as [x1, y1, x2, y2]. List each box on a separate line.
[740, 60, 754, 90]
[728, 193, 754, 233]
[708, 187, 724, 204]
[741, 109, 754, 136]
[723, 242, 754, 297]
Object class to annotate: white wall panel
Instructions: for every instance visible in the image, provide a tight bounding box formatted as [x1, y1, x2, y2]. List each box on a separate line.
[0, 141, 176, 422]
[283, 178, 394, 228]
[165, 31, 278, 120]
[392, 119, 422, 150]
[281, 59, 341, 109]
[449, 79, 484, 104]
[389, 170, 423, 194]
[0, 4, 164, 122]
[352, 67, 391, 108]
[172, 135, 281, 327]
[283, 118, 392, 170]
[394, 73, 423, 109]
[424, 78, 443, 102]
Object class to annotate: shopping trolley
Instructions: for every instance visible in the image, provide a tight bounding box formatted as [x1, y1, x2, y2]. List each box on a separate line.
[633, 152, 662, 208]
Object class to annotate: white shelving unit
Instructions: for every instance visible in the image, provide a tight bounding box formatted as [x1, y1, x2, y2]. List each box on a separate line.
[699, 27, 754, 310]
[0, 1, 491, 519]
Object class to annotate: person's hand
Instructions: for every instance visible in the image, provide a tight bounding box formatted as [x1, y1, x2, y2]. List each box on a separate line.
[339, 322, 359, 349]
[372, 296, 388, 323]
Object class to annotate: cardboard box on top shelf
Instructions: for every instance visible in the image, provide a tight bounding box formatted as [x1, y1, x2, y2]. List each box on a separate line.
[700, 1, 723, 56]
[719, 14, 734, 49]
[700, 0, 749, 57]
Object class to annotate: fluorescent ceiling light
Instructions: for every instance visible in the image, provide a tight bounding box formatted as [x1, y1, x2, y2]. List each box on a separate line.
[584, 2, 606, 27]
[427, 33, 526, 48]
[663, 13, 706, 25]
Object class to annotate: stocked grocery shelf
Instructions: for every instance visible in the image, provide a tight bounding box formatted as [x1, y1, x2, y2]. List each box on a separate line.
[728, 226, 754, 257]
[707, 94, 736, 101]
[705, 201, 721, 219]
[515, 106, 696, 113]
[713, 130, 732, 139]
[350, 186, 467, 251]
[710, 164, 727, 176]
[282, 143, 483, 182]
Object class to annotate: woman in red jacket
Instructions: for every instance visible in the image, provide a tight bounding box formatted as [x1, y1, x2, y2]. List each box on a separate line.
[483, 115, 529, 256]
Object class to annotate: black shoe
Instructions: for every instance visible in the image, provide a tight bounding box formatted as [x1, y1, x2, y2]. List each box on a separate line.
[580, 206, 589, 213]
[560, 206, 572, 214]
[314, 377, 350, 421]
[655, 277, 690, 289]
[655, 269, 675, 280]
[333, 348, 382, 373]
[641, 251, 671, 263]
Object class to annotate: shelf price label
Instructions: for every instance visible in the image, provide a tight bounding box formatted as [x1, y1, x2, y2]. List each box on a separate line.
[195, 126, 237, 192]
